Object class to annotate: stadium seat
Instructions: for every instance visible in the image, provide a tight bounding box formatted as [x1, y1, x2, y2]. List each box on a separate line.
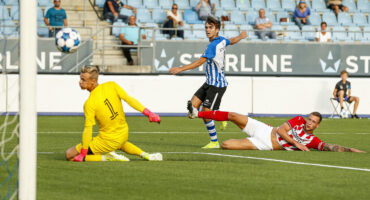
[337, 12, 352, 26]
[281, 0, 295, 12]
[224, 24, 238, 34]
[214, 9, 228, 19]
[142, 22, 158, 39]
[286, 25, 303, 40]
[0, 6, 11, 21]
[38, 0, 53, 7]
[309, 12, 322, 26]
[357, 0, 370, 13]
[265, 11, 276, 24]
[182, 23, 193, 39]
[251, 0, 266, 10]
[152, 8, 167, 23]
[311, 0, 327, 12]
[174, 0, 190, 9]
[193, 24, 207, 39]
[230, 10, 246, 24]
[10, 5, 19, 21]
[159, 0, 173, 9]
[347, 26, 363, 41]
[246, 11, 258, 25]
[220, 0, 236, 10]
[236, 0, 251, 11]
[271, 24, 284, 40]
[120, 7, 135, 17]
[183, 9, 203, 24]
[1, 20, 17, 36]
[332, 26, 351, 41]
[363, 27, 370, 40]
[342, 0, 356, 11]
[276, 11, 294, 25]
[143, 0, 159, 9]
[266, 0, 282, 11]
[112, 21, 125, 37]
[224, 30, 239, 38]
[212, 0, 221, 9]
[240, 24, 253, 31]
[190, 0, 198, 8]
[4, 0, 18, 6]
[127, 0, 143, 8]
[136, 8, 153, 23]
[352, 13, 368, 26]
[37, 6, 44, 21]
[302, 25, 316, 40]
[37, 20, 49, 37]
[322, 12, 338, 26]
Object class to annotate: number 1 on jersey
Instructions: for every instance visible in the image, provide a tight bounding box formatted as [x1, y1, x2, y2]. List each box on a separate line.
[104, 99, 118, 120]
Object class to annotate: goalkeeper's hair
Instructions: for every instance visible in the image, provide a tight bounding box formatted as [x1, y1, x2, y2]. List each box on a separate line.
[81, 65, 100, 80]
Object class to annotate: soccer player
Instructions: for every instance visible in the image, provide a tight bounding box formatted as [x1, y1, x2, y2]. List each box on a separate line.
[187, 104, 364, 152]
[66, 65, 163, 162]
[169, 16, 247, 149]
[333, 70, 360, 119]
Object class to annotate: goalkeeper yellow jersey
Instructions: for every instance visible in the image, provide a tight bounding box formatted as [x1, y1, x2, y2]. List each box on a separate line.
[83, 81, 145, 141]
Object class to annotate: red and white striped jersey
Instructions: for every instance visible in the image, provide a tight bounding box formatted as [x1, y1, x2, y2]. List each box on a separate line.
[276, 116, 325, 151]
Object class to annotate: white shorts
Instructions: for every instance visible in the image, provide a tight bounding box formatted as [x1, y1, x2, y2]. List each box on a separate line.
[242, 117, 273, 150]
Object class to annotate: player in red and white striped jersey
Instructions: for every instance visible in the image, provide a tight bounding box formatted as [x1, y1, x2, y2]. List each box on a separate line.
[187, 103, 364, 152]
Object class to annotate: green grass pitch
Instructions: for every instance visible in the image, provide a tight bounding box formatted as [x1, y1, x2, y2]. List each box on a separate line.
[2, 116, 370, 200]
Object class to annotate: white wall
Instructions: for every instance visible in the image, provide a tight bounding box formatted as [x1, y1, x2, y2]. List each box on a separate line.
[0, 74, 369, 115]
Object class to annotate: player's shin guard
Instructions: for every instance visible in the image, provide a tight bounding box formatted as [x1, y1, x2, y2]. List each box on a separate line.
[205, 120, 218, 142]
[121, 142, 144, 156]
[199, 111, 229, 121]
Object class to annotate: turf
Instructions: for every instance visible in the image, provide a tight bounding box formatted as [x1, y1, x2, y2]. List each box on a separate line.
[2, 116, 370, 200]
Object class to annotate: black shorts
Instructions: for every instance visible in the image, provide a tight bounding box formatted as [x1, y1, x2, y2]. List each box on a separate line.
[194, 83, 227, 110]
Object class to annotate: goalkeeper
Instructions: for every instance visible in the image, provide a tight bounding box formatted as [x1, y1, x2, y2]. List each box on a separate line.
[66, 65, 162, 162]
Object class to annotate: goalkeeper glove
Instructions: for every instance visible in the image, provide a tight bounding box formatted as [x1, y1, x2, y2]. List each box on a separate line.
[143, 108, 161, 123]
[73, 148, 88, 162]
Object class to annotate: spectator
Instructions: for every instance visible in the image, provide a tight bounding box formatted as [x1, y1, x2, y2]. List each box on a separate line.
[293, 1, 311, 29]
[44, 0, 68, 37]
[255, 9, 276, 40]
[163, 3, 184, 39]
[118, 15, 146, 65]
[103, 0, 136, 23]
[315, 22, 331, 42]
[326, 0, 348, 16]
[195, 0, 216, 20]
[333, 70, 360, 119]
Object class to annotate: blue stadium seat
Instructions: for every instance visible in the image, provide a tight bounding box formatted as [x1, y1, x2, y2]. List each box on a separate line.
[112, 21, 125, 37]
[309, 12, 321, 26]
[37, 6, 44, 21]
[189, 0, 198, 8]
[230, 10, 246, 24]
[95, 0, 105, 8]
[282, 0, 295, 12]
[224, 30, 239, 38]
[182, 23, 193, 39]
[212, 0, 221, 9]
[159, 0, 173, 9]
[311, 0, 327, 12]
[246, 11, 258, 25]
[236, 0, 251, 11]
[251, 0, 266, 10]
[276, 11, 294, 25]
[120, 7, 135, 17]
[174, 0, 190, 9]
[38, 0, 53, 7]
[342, 0, 356, 11]
[1, 20, 17, 36]
[363, 27, 370, 41]
[357, 0, 370, 13]
[352, 13, 368, 26]
[10, 5, 19, 20]
[142, 22, 157, 39]
[265, 11, 276, 24]
[152, 8, 167, 23]
[214, 9, 228, 19]
[322, 12, 338, 26]
[183, 9, 203, 24]
[240, 24, 253, 30]
[302, 25, 316, 40]
[193, 24, 207, 39]
[136, 8, 153, 23]
[38, 20, 49, 37]
[286, 25, 303, 40]
[332, 26, 351, 41]
[220, 0, 236, 10]
[143, 0, 159, 9]
[4, 0, 18, 6]
[127, 0, 143, 8]
[337, 12, 352, 26]
[224, 24, 238, 32]
[0, 6, 11, 21]
[266, 0, 282, 11]
[347, 26, 363, 41]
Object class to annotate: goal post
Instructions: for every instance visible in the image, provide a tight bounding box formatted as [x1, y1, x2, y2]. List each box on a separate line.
[19, 0, 37, 199]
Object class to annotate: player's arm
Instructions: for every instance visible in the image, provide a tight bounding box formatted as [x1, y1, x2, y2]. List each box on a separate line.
[169, 57, 207, 75]
[276, 123, 310, 151]
[74, 104, 95, 162]
[333, 88, 338, 98]
[229, 31, 247, 45]
[322, 143, 364, 153]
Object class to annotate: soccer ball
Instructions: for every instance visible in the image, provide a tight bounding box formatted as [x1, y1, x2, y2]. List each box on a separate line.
[55, 28, 81, 53]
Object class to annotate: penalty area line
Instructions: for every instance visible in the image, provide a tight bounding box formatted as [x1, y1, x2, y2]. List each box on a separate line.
[162, 152, 370, 172]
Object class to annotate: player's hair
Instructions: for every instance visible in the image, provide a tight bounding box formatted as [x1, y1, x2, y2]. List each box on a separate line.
[206, 16, 221, 30]
[321, 22, 327, 26]
[310, 112, 322, 123]
[340, 70, 348, 76]
[81, 65, 100, 80]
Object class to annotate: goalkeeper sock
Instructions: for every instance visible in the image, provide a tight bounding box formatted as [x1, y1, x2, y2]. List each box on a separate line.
[199, 111, 229, 121]
[121, 142, 144, 156]
[85, 155, 103, 162]
[205, 120, 218, 142]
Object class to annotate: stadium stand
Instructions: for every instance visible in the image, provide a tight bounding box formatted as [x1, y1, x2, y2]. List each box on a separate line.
[342, 0, 357, 11]
[184, 9, 203, 24]
[352, 13, 368, 26]
[322, 12, 338, 26]
[231, 10, 247, 24]
[332, 26, 352, 42]
[10, 5, 18, 20]
[282, 0, 296, 12]
[311, 0, 328, 12]
[265, 11, 277, 24]
[236, 0, 251, 11]
[363, 26, 370, 40]
[309, 12, 322, 26]
[286, 24, 304, 40]
[337, 12, 352, 26]
[251, 0, 266, 10]
[220, 0, 236, 10]
[347, 26, 363, 41]
[143, 0, 160, 9]
[246, 10, 258, 25]
[136, 8, 153, 23]
[0, 5, 11, 21]
[357, 0, 370, 12]
[38, 0, 54, 7]
[127, 0, 143, 9]
[267, 0, 282, 12]
[152, 8, 167, 23]
[174, 0, 191, 9]
[4, 0, 18, 6]
[159, 0, 173, 9]
[302, 25, 316, 40]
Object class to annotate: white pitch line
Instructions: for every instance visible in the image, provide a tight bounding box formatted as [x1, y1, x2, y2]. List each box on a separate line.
[35, 131, 240, 134]
[162, 152, 370, 172]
